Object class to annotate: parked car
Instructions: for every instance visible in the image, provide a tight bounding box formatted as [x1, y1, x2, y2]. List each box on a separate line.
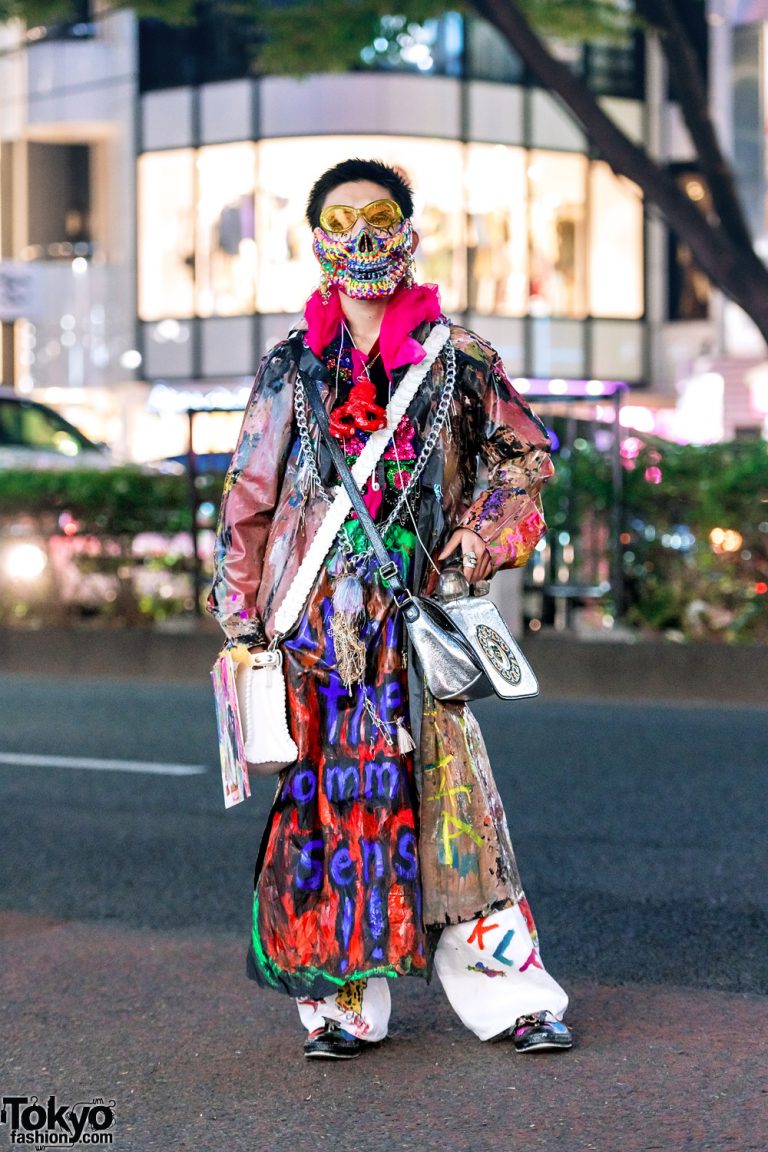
[0, 389, 192, 623]
[0, 387, 114, 470]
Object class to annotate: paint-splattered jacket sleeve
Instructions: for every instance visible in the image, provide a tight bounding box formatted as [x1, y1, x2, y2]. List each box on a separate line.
[207, 347, 295, 645]
[458, 354, 554, 572]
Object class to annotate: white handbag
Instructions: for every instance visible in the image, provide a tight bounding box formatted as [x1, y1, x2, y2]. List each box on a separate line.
[235, 649, 299, 776]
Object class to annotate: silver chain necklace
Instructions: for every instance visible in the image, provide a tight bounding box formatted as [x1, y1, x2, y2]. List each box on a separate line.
[294, 336, 456, 557]
[294, 370, 332, 505]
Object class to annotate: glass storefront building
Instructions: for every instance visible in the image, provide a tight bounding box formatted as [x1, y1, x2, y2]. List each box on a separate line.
[13, 6, 757, 456]
[135, 11, 647, 396]
[12, 4, 768, 627]
[137, 138, 643, 324]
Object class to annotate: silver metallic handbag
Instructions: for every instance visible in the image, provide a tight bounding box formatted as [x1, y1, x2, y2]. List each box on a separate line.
[399, 568, 539, 702]
[301, 365, 539, 705]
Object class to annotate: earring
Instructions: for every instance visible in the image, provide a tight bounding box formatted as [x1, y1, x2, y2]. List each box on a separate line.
[319, 270, 331, 305]
[405, 251, 416, 289]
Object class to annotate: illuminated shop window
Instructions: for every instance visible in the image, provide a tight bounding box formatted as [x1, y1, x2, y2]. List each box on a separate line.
[589, 162, 643, 319]
[138, 150, 195, 321]
[191, 411, 246, 455]
[668, 170, 711, 321]
[255, 135, 466, 313]
[528, 150, 588, 318]
[466, 144, 528, 316]
[195, 143, 257, 317]
[137, 139, 644, 325]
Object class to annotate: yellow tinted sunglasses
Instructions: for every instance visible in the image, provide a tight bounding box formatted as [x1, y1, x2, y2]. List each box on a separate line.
[319, 198, 403, 234]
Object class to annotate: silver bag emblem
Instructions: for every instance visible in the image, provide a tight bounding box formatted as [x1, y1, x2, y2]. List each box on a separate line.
[475, 624, 522, 685]
[402, 570, 539, 702]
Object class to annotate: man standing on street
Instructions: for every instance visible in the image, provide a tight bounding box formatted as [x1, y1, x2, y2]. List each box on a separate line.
[209, 157, 573, 1059]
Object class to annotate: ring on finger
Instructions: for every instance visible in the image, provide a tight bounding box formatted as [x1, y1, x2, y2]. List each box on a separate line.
[462, 552, 478, 568]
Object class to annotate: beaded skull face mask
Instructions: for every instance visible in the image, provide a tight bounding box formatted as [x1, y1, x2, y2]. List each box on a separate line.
[313, 217, 414, 299]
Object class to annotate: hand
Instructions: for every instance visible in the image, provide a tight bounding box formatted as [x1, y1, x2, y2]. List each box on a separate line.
[437, 528, 492, 584]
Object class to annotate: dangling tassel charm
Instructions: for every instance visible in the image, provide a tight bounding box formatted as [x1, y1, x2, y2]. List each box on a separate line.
[297, 465, 320, 528]
[319, 270, 331, 305]
[333, 572, 364, 616]
[330, 573, 367, 689]
[362, 690, 395, 752]
[327, 549, 346, 578]
[298, 470, 314, 500]
[404, 250, 416, 289]
[395, 716, 416, 754]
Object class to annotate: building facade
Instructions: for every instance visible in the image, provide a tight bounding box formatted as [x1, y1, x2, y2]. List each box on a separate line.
[0, 3, 766, 459]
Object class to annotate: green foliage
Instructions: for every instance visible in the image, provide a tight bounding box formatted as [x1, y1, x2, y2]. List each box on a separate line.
[0, 0, 651, 111]
[122, 0, 197, 19]
[4, 0, 639, 35]
[233, 0, 635, 75]
[235, 0, 449, 76]
[1, 1, 637, 71]
[2, 441, 767, 640]
[538, 435, 768, 641]
[515, 0, 636, 41]
[619, 438, 768, 642]
[1, 0, 196, 24]
[538, 435, 768, 645]
[623, 437, 768, 529]
[541, 437, 614, 522]
[0, 467, 198, 534]
[0, 467, 225, 627]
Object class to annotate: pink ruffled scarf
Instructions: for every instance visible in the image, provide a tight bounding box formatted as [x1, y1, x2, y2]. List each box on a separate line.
[303, 283, 443, 519]
[303, 282, 443, 379]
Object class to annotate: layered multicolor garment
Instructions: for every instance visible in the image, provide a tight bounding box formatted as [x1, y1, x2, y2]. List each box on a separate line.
[208, 283, 553, 998]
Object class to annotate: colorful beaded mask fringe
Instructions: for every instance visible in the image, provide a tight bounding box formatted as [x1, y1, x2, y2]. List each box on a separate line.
[313, 218, 413, 299]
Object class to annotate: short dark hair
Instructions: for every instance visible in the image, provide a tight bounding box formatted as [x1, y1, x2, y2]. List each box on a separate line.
[306, 158, 414, 229]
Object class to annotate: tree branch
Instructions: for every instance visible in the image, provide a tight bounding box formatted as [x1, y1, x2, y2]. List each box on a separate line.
[636, 0, 755, 254]
[468, 0, 768, 340]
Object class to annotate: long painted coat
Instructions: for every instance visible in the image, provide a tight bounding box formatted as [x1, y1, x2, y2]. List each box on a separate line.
[208, 304, 553, 992]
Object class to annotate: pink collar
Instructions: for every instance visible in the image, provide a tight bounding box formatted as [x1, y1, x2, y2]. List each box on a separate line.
[303, 282, 442, 378]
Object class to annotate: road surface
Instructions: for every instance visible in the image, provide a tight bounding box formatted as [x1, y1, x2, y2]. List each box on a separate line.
[1, 675, 766, 1151]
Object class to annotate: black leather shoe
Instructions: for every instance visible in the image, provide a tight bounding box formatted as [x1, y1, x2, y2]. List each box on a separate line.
[512, 1010, 573, 1053]
[303, 1020, 362, 1060]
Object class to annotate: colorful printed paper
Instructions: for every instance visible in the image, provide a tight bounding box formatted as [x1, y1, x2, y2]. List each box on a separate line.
[211, 650, 251, 808]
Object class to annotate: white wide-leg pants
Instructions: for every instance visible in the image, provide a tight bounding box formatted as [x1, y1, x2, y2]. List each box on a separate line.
[296, 898, 568, 1043]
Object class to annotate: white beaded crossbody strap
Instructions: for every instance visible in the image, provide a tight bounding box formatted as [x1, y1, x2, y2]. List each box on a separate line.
[272, 323, 451, 639]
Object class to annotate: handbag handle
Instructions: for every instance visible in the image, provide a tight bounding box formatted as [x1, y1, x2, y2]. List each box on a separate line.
[300, 371, 420, 620]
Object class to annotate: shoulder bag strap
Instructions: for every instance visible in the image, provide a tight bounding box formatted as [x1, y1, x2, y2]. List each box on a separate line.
[271, 324, 450, 637]
[302, 376, 406, 595]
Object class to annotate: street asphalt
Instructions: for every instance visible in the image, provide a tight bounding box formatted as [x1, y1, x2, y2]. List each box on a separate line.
[0, 674, 766, 1151]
